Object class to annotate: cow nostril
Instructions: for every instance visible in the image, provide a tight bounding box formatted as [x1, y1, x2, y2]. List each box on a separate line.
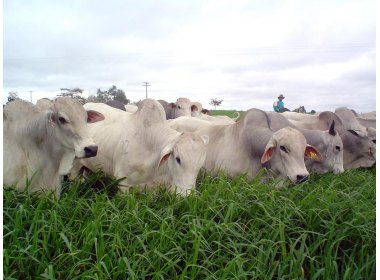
[296, 175, 308, 183]
[84, 146, 98, 158]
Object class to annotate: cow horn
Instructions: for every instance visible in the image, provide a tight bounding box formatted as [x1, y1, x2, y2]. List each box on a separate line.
[329, 120, 336, 136]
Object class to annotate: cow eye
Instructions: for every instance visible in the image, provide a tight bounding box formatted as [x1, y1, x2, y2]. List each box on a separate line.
[373, 140, 376, 144]
[58, 117, 68, 124]
[280, 146, 288, 153]
[178, 105, 181, 109]
[335, 146, 341, 152]
[175, 157, 181, 165]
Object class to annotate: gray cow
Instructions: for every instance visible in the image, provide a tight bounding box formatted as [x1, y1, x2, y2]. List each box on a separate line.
[189, 108, 323, 184]
[267, 112, 344, 174]
[284, 109, 376, 170]
[334, 107, 376, 169]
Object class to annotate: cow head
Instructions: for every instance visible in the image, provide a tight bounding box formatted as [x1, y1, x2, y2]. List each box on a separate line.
[157, 132, 209, 195]
[49, 98, 105, 158]
[341, 128, 376, 169]
[201, 109, 210, 115]
[261, 127, 322, 184]
[306, 120, 344, 174]
[172, 98, 193, 118]
[367, 127, 376, 144]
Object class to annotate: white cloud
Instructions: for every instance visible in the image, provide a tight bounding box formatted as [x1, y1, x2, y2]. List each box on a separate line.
[3, 0, 375, 113]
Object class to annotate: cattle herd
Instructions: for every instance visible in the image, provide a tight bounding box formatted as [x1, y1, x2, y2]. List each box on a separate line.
[3, 97, 376, 197]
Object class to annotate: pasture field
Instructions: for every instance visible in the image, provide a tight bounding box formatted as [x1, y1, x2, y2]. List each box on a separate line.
[3, 167, 376, 279]
[210, 110, 245, 120]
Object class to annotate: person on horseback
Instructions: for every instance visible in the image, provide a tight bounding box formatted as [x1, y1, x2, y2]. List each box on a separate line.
[273, 94, 288, 113]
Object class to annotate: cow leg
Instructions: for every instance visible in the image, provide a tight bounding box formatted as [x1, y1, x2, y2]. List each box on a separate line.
[15, 175, 31, 192]
[18, 169, 41, 192]
[68, 159, 84, 180]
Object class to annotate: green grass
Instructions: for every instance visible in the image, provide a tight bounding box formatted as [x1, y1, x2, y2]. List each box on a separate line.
[3, 167, 376, 279]
[210, 110, 245, 120]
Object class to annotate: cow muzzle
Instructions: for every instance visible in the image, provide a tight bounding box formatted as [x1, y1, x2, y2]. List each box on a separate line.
[295, 174, 309, 184]
[84, 145, 98, 158]
[333, 165, 344, 174]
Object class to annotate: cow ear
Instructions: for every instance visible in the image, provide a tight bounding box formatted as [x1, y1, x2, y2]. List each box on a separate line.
[304, 145, 323, 162]
[87, 110, 105, 123]
[157, 143, 175, 168]
[191, 104, 198, 112]
[169, 103, 176, 109]
[158, 153, 171, 168]
[46, 111, 57, 124]
[261, 147, 274, 164]
[261, 139, 276, 164]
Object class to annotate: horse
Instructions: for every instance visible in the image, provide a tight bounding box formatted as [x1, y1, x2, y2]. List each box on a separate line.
[293, 106, 306, 113]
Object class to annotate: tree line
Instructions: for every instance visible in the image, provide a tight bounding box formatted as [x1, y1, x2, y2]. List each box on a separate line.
[7, 87, 225, 110]
[7, 85, 130, 105]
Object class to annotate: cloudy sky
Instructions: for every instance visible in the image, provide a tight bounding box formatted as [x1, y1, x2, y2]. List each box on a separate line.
[4, 0, 376, 112]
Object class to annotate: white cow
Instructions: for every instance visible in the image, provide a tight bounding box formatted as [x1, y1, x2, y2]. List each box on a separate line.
[35, 97, 54, 109]
[214, 112, 240, 121]
[352, 110, 376, 119]
[124, 104, 138, 113]
[158, 97, 198, 119]
[190, 102, 204, 117]
[171, 108, 322, 184]
[190, 101, 238, 124]
[362, 111, 376, 118]
[3, 98, 105, 196]
[194, 113, 236, 125]
[79, 99, 209, 195]
[282, 111, 320, 122]
[356, 117, 376, 129]
[168, 116, 215, 133]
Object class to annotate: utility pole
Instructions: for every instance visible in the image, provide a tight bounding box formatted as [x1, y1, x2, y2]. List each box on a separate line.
[142, 82, 150, 99]
[29, 90, 33, 103]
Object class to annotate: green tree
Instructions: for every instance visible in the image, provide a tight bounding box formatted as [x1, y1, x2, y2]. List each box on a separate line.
[86, 95, 99, 103]
[58, 88, 86, 104]
[7, 91, 20, 103]
[210, 98, 223, 110]
[96, 85, 129, 104]
[96, 88, 111, 103]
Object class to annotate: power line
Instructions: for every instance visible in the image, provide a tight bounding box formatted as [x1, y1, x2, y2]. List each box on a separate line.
[142, 82, 150, 99]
